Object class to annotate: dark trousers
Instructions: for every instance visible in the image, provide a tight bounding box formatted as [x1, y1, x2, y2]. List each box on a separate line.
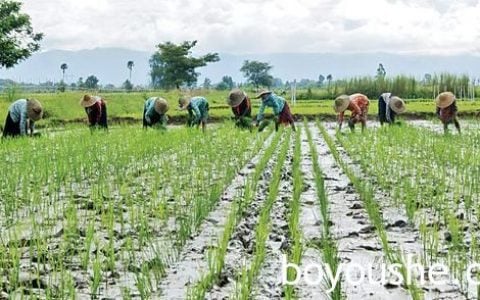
[2, 112, 21, 138]
[378, 96, 396, 125]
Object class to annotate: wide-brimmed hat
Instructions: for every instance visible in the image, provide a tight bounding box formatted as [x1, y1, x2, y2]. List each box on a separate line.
[79, 95, 97, 108]
[255, 89, 272, 99]
[435, 92, 456, 108]
[228, 89, 246, 107]
[154, 97, 169, 114]
[27, 99, 43, 121]
[389, 96, 406, 114]
[333, 95, 350, 113]
[178, 96, 191, 110]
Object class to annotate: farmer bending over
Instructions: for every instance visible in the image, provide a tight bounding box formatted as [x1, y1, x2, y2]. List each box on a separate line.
[436, 91, 461, 134]
[255, 89, 296, 131]
[143, 97, 169, 129]
[80, 95, 108, 130]
[334, 93, 370, 132]
[2, 98, 43, 138]
[378, 93, 406, 125]
[178, 96, 209, 132]
[227, 89, 252, 130]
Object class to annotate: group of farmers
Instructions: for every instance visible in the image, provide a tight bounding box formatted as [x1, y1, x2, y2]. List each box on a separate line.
[2, 89, 461, 138]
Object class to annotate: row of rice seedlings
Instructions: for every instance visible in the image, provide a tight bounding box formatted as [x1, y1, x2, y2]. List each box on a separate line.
[304, 120, 342, 299]
[0, 126, 266, 297]
[186, 129, 282, 299]
[317, 121, 423, 300]
[336, 124, 478, 291]
[233, 129, 292, 300]
[284, 126, 304, 299]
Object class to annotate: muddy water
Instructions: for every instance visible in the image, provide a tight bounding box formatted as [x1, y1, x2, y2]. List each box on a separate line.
[308, 125, 412, 299]
[322, 123, 466, 299]
[252, 136, 294, 299]
[157, 133, 275, 299]
[204, 135, 286, 300]
[294, 128, 330, 300]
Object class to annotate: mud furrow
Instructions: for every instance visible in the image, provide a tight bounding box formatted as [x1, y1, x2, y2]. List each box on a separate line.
[322, 123, 466, 300]
[252, 135, 294, 299]
[204, 134, 286, 299]
[311, 125, 413, 299]
[295, 126, 330, 300]
[157, 133, 275, 299]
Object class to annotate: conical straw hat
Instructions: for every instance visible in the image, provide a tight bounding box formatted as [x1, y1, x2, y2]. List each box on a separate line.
[435, 92, 455, 108]
[27, 99, 43, 121]
[333, 95, 350, 113]
[154, 97, 169, 114]
[228, 89, 246, 107]
[389, 96, 406, 114]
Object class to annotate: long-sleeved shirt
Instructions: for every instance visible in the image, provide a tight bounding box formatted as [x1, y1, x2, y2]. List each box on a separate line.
[380, 92, 393, 122]
[436, 102, 458, 123]
[256, 93, 285, 122]
[143, 97, 166, 126]
[85, 97, 107, 127]
[338, 94, 369, 124]
[232, 97, 252, 119]
[8, 99, 32, 135]
[188, 97, 209, 123]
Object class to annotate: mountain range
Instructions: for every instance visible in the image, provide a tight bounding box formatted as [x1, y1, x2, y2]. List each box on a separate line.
[1, 48, 479, 86]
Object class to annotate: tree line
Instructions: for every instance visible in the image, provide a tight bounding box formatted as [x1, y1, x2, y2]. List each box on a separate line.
[1, 0, 479, 99]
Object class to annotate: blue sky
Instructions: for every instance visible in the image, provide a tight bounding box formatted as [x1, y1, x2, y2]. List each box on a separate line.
[19, 0, 480, 55]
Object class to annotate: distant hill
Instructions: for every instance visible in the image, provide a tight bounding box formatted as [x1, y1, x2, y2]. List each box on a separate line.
[1, 48, 480, 86]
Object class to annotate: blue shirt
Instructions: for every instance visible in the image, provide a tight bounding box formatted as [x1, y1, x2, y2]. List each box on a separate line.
[144, 97, 161, 124]
[257, 93, 285, 121]
[188, 97, 208, 123]
[8, 99, 33, 135]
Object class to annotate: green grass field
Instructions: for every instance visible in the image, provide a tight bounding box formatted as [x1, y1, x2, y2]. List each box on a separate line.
[1, 90, 480, 127]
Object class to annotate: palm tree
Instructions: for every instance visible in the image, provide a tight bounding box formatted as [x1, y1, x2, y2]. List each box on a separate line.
[326, 74, 333, 96]
[60, 63, 68, 81]
[127, 61, 134, 81]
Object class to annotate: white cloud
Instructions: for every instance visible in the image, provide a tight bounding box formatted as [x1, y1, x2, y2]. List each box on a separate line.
[20, 0, 480, 55]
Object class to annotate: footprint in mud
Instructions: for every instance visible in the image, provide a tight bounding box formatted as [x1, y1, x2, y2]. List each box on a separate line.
[359, 225, 375, 234]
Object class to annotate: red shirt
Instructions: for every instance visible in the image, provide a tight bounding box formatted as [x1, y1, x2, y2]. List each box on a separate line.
[86, 99, 106, 125]
[437, 102, 458, 123]
[338, 93, 369, 123]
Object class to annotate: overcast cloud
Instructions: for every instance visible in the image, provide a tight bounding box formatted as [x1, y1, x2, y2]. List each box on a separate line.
[21, 0, 480, 55]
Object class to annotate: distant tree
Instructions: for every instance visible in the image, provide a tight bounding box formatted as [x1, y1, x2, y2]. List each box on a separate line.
[60, 63, 68, 81]
[203, 78, 212, 89]
[222, 76, 234, 89]
[272, 77, 283, 88]
[77, 77, 85, 88]
[104, 84, 116, 90]
[123, 79, 133, 91]
[424, 73, 432, 84]
[0, 1, 43, 68]
[326, 74, 333, 94]
[85, 75, 99, 89]
[240, 60, 274, 88]
[149, 40, 220, 89]
[318, 74, 325, 86]
[376, 63, 386, 79]
[127, 60, 134, 81]
[57, 80, 66, 92]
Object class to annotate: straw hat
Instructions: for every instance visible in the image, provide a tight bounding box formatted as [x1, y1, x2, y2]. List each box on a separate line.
[333, 95, 350, 113]
[389, 96, 406, 114]
[154, 97, 169, 114]
[26, 99, 43, 121]
[79, 95, 97, 108]
[435, 92, 456, 108]
[255, 89, 272, 99]
[228, 89, 246, 107]
[178, 96, 191, 110]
